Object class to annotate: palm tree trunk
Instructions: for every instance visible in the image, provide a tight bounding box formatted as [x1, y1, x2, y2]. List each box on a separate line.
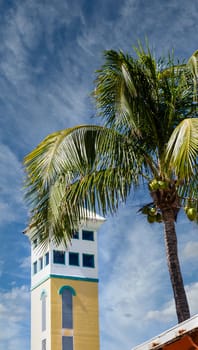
[162, 209, 190, 323]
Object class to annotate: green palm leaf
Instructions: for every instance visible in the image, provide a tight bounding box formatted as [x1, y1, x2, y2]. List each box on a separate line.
[24, 124, 147, 242]
[166, 118, 198, 179]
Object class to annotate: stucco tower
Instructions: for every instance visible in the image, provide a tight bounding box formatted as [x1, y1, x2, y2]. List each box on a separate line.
[27, 213, 105, 350]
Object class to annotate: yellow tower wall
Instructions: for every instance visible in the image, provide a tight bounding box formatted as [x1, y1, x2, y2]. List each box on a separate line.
[51, 276, 100, 350]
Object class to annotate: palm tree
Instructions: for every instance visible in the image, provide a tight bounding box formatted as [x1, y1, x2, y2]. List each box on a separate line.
[24, 44, 198, 323]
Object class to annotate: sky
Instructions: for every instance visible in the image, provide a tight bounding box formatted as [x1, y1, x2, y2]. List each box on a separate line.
[0, 0, 198, 349]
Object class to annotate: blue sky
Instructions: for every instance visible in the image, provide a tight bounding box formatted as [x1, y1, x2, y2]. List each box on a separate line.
[0, 0, 198, 349]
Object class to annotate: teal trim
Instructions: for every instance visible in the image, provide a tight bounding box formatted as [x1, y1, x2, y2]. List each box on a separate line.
[50, 274, 99, 283]
[31, 274, 99, 291]
[58, 285, 76, 296]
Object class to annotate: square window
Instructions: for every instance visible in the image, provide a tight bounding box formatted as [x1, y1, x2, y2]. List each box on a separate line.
[82, 254, 95, 268]
[39, 257, 43, 270]
[82, 230, 94, 241]
[62, 336, 73, 350]
[72, 231, 79, 239]
[33, 261, 37, 274]
[69, 252, 79, 266]
[45, 252, 49, 266]
[53, 250, 65, 264]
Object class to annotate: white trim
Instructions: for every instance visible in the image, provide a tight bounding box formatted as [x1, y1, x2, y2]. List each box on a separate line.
[132, 314, 198, 350]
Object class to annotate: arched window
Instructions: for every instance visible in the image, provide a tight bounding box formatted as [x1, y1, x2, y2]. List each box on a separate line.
[40, 290, 47, 331]
[59, 286, 76, 329]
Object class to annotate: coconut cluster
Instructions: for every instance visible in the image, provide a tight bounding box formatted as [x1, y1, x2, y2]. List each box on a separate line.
[145, 179, 198, 224]
[148, 179, 169, 191]
[141, 205, 163, 224]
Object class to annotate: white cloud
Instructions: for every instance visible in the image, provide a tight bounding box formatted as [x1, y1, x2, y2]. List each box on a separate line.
[0, 0, 100, 152]
[19, 255, 31, 270]
[0, 285, 30, 349]
[0, 260, 4, 277]
[118, 0, 198, 57]
[0, 0, 85, 82]
[187, 282, 198, 314]
[146, 300, 175, 323]
[146, 282, 198, 323]
[1, 0, 196, 158]
[99, 206, 168, 350]
[183, 241, 198, 260]
[0, 144, 25, 225]
[0, 202, 18, 223]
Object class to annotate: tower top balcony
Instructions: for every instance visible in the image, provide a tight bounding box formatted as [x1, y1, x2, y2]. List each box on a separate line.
[26, 211, 105, 289]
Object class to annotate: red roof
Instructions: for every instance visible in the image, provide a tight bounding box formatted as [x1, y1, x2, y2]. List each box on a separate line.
[163, 334, 198, 349]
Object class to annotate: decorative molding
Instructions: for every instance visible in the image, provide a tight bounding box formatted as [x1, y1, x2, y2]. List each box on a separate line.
[58, 285, 76, 296]
[31, 274, 99, 291]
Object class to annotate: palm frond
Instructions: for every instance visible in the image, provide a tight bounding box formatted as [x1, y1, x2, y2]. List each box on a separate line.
[93, 46, 196, 162]
[187, 50, 198, 78]
[166, 118, 198, 179]
[94, 49, 160, 142]
[187, 50, 198, 104]
[24, 124, 150, 243]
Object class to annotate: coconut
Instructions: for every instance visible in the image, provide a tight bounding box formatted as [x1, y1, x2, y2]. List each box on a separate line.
[149, 207, 156, 216]
[142, 206, 150, 215]
[147, 215, 156, 223]
[149, 179, 159, 191]
[158, 180, 168, 190]
[186, 207, 197, 221]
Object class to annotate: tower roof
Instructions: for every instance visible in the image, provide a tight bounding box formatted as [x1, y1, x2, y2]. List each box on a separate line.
[23, 209, 106, 239]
